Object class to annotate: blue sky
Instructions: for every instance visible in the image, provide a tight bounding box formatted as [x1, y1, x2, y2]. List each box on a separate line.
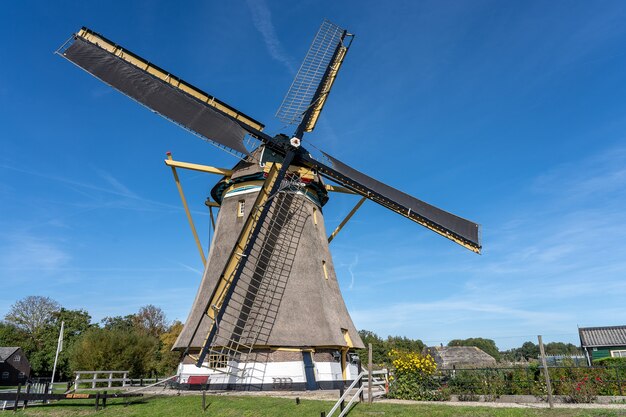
[2, 1, 626, 350]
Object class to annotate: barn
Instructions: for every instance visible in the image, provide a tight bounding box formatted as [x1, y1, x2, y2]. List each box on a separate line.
[425, 346, 496, 369]
[0, 347, 31, 386]
[578, 325, 626, 365]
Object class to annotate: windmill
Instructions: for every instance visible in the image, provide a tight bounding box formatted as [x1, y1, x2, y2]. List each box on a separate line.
[57, 20, 481, 391]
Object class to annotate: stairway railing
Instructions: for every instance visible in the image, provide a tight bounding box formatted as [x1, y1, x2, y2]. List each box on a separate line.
[326, 368, 388, 417]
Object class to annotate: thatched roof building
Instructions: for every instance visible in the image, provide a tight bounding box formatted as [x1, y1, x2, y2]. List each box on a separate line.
[426, 346, 496, 369]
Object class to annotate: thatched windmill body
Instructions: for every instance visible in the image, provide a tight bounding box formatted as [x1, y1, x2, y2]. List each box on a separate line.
[58, 20, 481, 390]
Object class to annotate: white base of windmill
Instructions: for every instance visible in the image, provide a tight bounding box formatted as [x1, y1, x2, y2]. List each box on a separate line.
[176, 359, 360, 390]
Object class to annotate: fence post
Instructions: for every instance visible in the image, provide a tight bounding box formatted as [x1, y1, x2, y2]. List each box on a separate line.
[92, 372, 97, 389]
[22, 383, 31, 410]
[357, 360, 364, 402]
[339, 386, 344, 412]
[13, 384, 21, 412]
[368, 343, 373, 405]
[538, 335, 554, 408]
[43, 382, 49, 404]
[74, 373, 79, 392]
[108, 372, 113, 388]
[123, 372, 128, 387]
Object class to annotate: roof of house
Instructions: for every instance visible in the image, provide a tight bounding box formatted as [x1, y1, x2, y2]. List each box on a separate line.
[427, 346, 496, 368]
[0, 347, 20, 363]
[579, 325, 626, 348]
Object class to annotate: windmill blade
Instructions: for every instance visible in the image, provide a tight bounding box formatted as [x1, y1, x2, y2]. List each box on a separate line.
[57, 27, 265, 156]
[300, 152, 481, 253]
[275, 20, 354, 136]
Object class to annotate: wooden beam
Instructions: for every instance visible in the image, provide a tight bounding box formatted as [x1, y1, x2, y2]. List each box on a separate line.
[328, 197, 366, 243]
[325, 184, 356, 194]
[164, 159, 233, 176]
[166, 152, 206, 266]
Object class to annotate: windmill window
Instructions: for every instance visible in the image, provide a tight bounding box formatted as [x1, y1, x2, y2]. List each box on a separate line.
[1, 372, 8, 380]
[18, 372, 25, 379]
[237, 200, 245, 218]
[322, 260, 328, 280]
[313, 207, 318, 225]
[13, 355, 20, 362]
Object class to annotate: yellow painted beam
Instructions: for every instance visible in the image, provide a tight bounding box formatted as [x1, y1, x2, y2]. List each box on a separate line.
[328, 197, 366, 243]
[341, 329, 354, 381]
[205, 199, 218, 230]
[166, 152, 206, 266]
[204, 200, 221, 208]
[305, 46, 348, 132]
[325, 184, 355, 194]
[164, 159, 233, 176]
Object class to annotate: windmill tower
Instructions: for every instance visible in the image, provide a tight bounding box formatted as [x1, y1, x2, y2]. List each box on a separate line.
[58, 20, 481, 391]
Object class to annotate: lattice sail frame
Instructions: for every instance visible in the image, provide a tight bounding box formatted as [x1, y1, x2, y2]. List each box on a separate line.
[275, 20, 352, 131]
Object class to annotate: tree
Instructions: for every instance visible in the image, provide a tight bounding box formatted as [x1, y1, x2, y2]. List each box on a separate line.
[545, 342, 581, 356]
[156, 320, 184, 375]
[448, 338, 501, 361]
[356, 330, 426, 367]
[518, 341, 540, 360]
[133, 305, 167, 337]
[37, 309, 93, 380]
[3, 296, 63, 376]
[0, 322, 29, 347]
[69, 327, 158, 378]
[386, 335, 424, 353]
[101, 315, 136, 331]
[4, 296, 60, 341]
[357, 330, 387, 365]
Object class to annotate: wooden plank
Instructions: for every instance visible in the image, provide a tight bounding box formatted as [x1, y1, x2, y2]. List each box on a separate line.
[0, 392, 142, 401]
[538, 335, 554, 408]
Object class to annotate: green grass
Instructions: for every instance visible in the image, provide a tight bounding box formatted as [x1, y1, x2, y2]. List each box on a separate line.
[14, 395, 626, 417]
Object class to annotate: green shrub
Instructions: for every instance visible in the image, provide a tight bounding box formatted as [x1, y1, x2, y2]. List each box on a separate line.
[595, 357, 626, 367]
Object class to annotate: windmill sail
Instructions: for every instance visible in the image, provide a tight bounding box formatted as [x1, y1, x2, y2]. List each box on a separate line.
[275, 20, 353, 134]
[58, 28, 265, 156]
[301, 152, 481, 253]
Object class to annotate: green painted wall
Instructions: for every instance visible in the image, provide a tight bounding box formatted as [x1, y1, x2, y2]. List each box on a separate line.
[591, 346, 626, 361]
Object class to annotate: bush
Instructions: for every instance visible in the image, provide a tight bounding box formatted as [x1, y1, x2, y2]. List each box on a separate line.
[447, 368, 507, 400]
[69, 327, 158, 378]
[387, 349, 446, 400]
[595, 357, 626, 367]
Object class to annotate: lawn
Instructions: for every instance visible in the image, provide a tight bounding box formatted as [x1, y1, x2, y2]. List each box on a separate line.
[13, 395, 626, 417]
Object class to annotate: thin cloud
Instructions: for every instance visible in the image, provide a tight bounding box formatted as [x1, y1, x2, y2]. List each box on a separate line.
[246, 0, 294, 73]
[0, 234, 71, 273]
